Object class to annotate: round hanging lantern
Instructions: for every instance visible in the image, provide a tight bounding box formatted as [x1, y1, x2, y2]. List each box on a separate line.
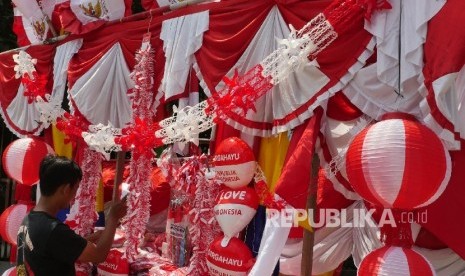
[1, 267, 17, 276]
[0, 203, 33, 245]
[346, 113, 451, 209]
[359, 245, 435, 276]
[2, 138, 55, 186]
[207, 236, 255, 276]
[214, 186, 259, 242]
[213, 137, 256, 189]
[97, 248, 129, 276]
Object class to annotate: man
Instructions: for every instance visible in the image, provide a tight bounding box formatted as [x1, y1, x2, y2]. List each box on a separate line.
[16, 155, 126, 275]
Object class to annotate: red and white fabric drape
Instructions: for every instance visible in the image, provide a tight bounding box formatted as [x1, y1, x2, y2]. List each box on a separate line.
[69, 42, 134, 128]
[194, 0, 375, 136]
[0, 39, 80, 137]
[67, 17, 166, 126]
[159, 10, 209, 102]
[419, 0, 465, 150]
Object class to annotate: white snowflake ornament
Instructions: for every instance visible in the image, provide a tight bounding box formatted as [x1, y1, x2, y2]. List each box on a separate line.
[13, 50, 37, 79]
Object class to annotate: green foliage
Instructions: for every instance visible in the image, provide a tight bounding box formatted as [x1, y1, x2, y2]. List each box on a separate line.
[0, 0, 17, 52]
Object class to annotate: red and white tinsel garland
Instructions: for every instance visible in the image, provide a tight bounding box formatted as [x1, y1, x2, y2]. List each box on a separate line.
[158, 153, 221, 275]
[122, 152, 153, 261]
[128, 33, 155, 120]
[65, 146, 103, 275]
[122, 34, 158, 261]
[185, 156, 221, 275]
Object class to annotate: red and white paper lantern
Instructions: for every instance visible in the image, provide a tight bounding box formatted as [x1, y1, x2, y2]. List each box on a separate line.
[214, 186, 259, 243]
[207, 236, 254, 276]
[213, 137, 256, 189]
[359, 245, 435, 276]
[1, 267, 17, 276]
[346, 113, 451, 209]
[97, 248, 129, 276]
[2, 138, 55, 186]
[0, 203, 33, 245]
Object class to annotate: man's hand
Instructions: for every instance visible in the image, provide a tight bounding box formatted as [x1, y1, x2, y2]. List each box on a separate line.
[79, 198, 127, 263]
[106, 199, 127, 226]
[84, 230, 103, 243]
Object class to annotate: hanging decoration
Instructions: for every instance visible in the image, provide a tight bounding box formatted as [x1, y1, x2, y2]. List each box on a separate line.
[185, 155, 222, 275]
[13, 50, 37, 79]
[348, 113, 448, 274]
[35, 94, 66, 129]
[212, 137, 256, 189]
[123, 151, 153, 261]
[156, 103, 212, 146]
[82, 123, 122, 159]
[1, 267, 17, 276]
[2, 137, 55, 186]
[12, 50, 47, 103]
[358, 245, 435, 276]
[65, 146, 103, 275]
[214, 186, 259, 246]
[121, 33, 157, 261]
[115, 117, 161, 153]
[206, 236, 255, 276]
[55, 112, 90, 145]
[346, 113, 451, 210]
[157, 152, 222, 274]
[0, 203, 33, 245]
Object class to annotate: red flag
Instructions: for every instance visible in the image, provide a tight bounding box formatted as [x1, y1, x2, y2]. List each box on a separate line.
[57, 0, 132, 34]
[274, 108, 323, 210]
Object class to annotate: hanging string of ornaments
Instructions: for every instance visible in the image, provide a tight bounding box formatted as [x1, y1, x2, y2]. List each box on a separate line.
[66, 147, 103, 275]
[121, 33, 158, 261]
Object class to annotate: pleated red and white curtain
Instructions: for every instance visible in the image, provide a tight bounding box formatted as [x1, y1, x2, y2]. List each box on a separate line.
[0, 39, 81, 137]
[193, 0, 375, 136]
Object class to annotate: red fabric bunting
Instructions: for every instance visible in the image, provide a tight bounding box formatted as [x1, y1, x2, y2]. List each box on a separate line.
[274, 108, 323, 210]
[409, 0, 465, 259]
[196, 0, 373, 132]
[0, 45, 56, 136]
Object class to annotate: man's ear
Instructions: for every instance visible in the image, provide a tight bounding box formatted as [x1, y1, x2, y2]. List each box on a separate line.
[56, 184, 66, 195]
[61, 183, 73, 196]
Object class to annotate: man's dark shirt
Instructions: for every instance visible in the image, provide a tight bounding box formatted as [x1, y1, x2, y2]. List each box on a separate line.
[17, 211, 87, 276]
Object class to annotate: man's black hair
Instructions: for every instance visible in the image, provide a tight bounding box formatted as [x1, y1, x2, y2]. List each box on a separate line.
[39, 155, 82, 196]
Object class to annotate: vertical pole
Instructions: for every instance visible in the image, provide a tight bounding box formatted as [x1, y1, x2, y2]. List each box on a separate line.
[301, 154, 320, 276]
[112, 151, 126, 201]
